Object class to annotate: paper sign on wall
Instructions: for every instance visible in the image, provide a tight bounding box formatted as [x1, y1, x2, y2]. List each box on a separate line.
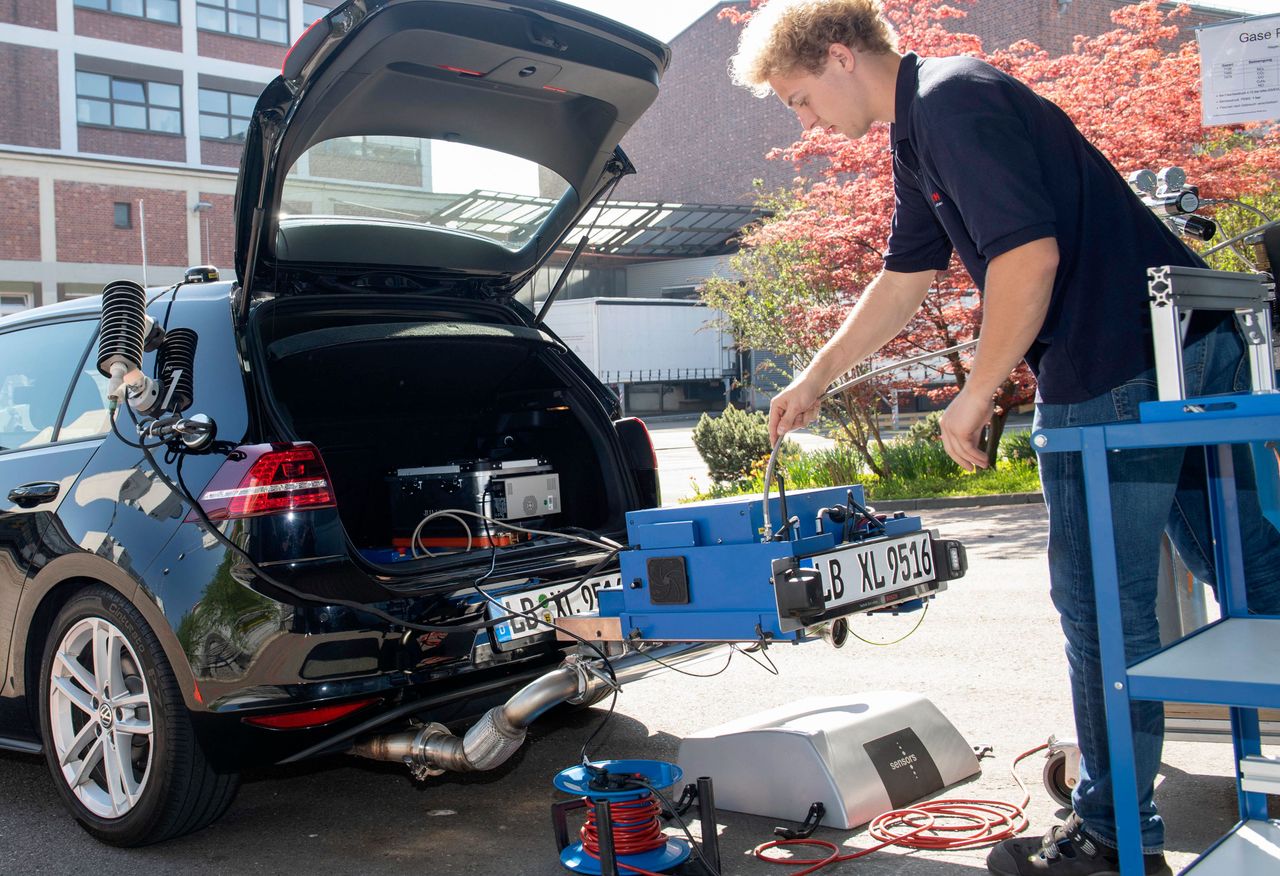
[1197, 13, 1280, 127]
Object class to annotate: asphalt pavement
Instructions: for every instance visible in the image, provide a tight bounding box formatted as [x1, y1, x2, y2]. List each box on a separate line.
[0, 425, 1259, 870]
[0, 500, 1261, 875]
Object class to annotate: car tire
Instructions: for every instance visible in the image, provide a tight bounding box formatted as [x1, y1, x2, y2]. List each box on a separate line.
[38, 585, 240, 846]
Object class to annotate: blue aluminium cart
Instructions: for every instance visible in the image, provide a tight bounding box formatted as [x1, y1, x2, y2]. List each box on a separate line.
[1033, 264, 1280, 874]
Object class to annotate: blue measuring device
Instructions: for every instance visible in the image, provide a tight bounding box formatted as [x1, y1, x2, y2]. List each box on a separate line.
[557, 484, 967, 645]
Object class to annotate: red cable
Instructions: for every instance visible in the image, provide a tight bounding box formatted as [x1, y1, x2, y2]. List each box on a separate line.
[753, 743, 1049, 875]
[581, 794, 673, 876]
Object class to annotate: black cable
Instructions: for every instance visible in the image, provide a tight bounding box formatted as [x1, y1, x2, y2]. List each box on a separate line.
[158, 280, 183, 333]
[130, 386, 633, 756]
[626, 645, 734, 679]
[110, 403, 168, 451]
[633, 777, 723, 876]
[138, 427, 524, 634]
[734, 641, 780, 676]
[578, 688, 620, 767]
[466, 512, 623, 764]
[849, 601, 930, 646]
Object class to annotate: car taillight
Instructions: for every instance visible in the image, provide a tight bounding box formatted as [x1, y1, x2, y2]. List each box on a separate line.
[615, 417, 658, 470]
[195, 442, 336, 521]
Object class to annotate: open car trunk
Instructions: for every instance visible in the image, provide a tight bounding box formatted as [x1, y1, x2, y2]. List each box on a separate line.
[252, 298, 630, 568]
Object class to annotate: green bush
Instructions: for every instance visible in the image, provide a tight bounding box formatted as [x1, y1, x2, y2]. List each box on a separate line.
[1000, 428, 1038, 466]
[692, 406, 774, 483]
[874, 435, 961, 481]
[685, 450, 1042, 503]
[905, 411, 944, 443]
[783, 444, 865, 489]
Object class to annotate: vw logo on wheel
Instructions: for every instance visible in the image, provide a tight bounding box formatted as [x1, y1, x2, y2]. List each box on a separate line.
[98, 703, 114, 729]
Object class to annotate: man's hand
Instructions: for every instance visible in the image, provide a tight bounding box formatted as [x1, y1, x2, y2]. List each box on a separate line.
[938, 237, 1058, 471]
[765, 269, 936, 446]
[768, 376, 824, 445]
[939, 385, 993, 472]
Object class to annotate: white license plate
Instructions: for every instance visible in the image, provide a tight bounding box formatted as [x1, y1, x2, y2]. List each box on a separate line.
[491, 572, 621, 643]
[812, 531, 936, 610]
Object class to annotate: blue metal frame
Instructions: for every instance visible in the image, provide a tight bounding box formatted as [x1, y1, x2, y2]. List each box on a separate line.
[1035, 393, 1280, 874]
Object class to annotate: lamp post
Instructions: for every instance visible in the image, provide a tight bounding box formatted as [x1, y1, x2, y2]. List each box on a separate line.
[192, 200, 214, 266]
[138, 198, 148, 287]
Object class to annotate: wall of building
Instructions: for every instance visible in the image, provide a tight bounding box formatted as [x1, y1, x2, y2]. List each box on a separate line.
[0, 43, 60, 149]
[620, 0, 1237, 206]
[1, 0, 56, 30]
[0, 151, 237, 304]
[0, 0, 300, 305]
[620, 3, 799, 206]
[625, 255, 739, 297]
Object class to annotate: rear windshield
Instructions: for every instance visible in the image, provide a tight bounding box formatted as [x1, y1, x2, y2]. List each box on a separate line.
[281, 135, 571, 252]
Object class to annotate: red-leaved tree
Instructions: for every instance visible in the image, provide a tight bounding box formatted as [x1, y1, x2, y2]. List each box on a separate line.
[704, 0, 1280, 470]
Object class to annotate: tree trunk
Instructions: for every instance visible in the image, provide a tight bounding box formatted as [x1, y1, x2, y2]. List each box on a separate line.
[986, 408, 1009, 469]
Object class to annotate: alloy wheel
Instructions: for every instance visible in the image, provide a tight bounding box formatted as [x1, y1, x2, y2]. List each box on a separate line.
[47, 617, 155, 819]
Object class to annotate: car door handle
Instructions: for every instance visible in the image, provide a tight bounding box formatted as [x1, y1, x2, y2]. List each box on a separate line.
[8, 482, 60, 508]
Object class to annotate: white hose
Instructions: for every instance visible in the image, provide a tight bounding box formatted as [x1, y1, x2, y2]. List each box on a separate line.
[761, 339, 980, 542]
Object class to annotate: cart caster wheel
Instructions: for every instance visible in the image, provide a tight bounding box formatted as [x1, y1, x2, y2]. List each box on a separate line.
[1043, 736, 1081, 810]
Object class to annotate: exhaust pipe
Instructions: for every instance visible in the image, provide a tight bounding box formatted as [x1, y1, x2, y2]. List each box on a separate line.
[350, 643, 725, 777]
[807, 617, 850, 649]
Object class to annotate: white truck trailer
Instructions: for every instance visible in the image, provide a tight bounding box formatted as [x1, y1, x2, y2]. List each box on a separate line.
[544, 297, 735, 415]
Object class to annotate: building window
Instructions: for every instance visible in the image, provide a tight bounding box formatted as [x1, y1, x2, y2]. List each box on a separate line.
[196, 0, 288, 44]
[199, 88, 257, 140]
[74, 0, 179, 24]
[76, 72, 182, 134]
[113, 202, 132, 229]
[302, 1, 329, 25]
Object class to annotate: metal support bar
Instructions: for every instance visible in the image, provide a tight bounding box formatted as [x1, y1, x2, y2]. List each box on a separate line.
[696, 776, 722, 875]
[1232, 709, 1269, 820]
[1240, 755, 1280, 796]
[1081, 432, 1145, 876]
[594, 799, 619, 876]
[1147, 265, 1274, 400]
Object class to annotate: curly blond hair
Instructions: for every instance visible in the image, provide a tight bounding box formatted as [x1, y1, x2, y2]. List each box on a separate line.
[729, 0, 898, 97]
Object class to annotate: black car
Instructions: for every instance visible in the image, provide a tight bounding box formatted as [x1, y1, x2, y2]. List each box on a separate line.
[0, 0, 681, 846]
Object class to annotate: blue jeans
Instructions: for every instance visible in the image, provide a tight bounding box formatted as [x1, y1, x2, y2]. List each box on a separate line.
[1034, 316, 1280, 852]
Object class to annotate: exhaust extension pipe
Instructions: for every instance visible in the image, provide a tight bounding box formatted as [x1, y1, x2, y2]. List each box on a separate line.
[349, 642, 723, 778]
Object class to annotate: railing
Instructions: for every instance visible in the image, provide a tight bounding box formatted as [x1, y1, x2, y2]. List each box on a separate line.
[600, 369, 731, 384]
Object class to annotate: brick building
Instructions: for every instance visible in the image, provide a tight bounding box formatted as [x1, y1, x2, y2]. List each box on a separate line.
[0, 0, 342, 312]
[617, 0, 1240, 206]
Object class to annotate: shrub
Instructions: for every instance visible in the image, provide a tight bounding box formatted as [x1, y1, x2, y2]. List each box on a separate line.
[873, 435, 960, 481]
[782, 443, 865, 488]
[905, 411, 944, 444]
[1000, 428, 1038, 467]
[692, 406, 774, 483]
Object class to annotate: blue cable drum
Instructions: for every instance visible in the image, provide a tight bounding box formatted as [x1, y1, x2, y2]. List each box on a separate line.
[553, 760, 691, 875]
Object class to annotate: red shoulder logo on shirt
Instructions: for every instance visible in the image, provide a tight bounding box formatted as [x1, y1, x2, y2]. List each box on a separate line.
[931, 191, 942, 204]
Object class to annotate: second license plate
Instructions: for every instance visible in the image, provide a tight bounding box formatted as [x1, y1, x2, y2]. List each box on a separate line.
[811, 531, 936, 611]
[490, 572, 621, 643]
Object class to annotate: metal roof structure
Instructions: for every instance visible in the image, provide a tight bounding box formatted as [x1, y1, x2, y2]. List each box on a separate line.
[431, 191, 762, 258]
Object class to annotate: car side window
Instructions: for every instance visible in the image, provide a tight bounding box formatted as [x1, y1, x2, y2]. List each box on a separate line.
[0, 320, 97, 452]
[58, 357, 113, 442]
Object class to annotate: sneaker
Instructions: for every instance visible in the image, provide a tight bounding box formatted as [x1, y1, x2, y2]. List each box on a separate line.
[986, 813, 1172, 876]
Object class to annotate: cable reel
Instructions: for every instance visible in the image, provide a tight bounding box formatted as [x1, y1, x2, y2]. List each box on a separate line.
[551, 759, 721, 876]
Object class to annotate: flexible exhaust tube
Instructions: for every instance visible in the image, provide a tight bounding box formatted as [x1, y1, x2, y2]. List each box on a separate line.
[350, 643, 724, 775]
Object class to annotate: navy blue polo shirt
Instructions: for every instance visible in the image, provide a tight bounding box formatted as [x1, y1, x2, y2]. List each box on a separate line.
[883, 52, 1205, 404]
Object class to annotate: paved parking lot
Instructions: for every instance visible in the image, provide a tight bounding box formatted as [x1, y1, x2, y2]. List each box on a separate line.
[0, 503, 1257, 875]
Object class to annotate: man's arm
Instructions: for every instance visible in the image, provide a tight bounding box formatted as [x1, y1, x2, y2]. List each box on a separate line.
[768, 267, 936, 444]
[938, 236, 1058, 471]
